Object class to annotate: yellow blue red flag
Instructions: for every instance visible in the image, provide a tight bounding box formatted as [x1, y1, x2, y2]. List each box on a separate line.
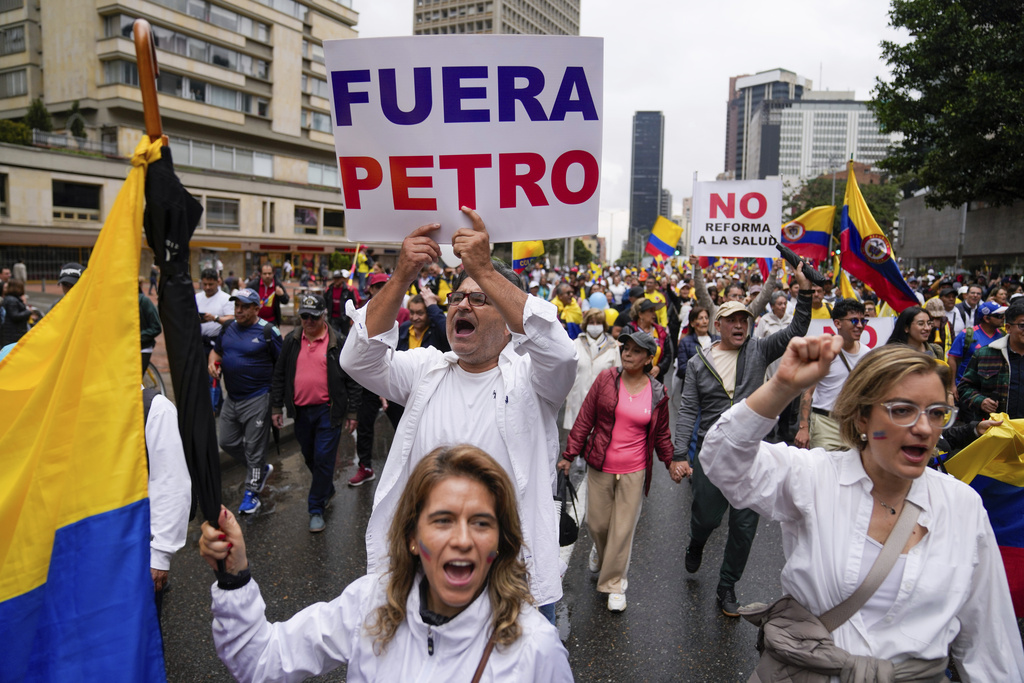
[512, 240, 544, 273]
[781, 206, 835, 262]
[645, 216, 682, 259]
[839, 162, 918, 312]
[0, 137, 166, 681]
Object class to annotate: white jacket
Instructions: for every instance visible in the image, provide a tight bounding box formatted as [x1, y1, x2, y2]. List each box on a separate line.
[562, 333, 621, 429]
[211, 573, 574, 682]
[145, 393, 191, 571]
[340, 295, 576, 606]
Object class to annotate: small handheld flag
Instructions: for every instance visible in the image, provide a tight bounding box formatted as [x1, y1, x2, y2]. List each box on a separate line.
[512, 240, 545, 273]
[781, 206, 835, 262]
[645, 217, 683, 260]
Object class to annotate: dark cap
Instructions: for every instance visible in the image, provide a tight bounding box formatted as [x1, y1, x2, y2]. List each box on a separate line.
[229, 288, 260, 305]
[636, 298, 664, 313]
[618, 329, 657, 356]
[628, 286, 644, 300]
[58, 263, 84, 286]
[297, 293, 327, 316]
[939, 287, 957, 297]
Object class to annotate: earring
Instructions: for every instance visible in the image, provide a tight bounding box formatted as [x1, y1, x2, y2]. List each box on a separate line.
[410, 544, 417, 554]
[860, 433, 868, 442]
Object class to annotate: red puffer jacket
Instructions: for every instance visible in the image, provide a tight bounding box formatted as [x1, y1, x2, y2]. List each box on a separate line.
[561, 367, 674, 495]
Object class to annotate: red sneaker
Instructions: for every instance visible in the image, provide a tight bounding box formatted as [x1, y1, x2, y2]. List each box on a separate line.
[348, 466, 375, 487]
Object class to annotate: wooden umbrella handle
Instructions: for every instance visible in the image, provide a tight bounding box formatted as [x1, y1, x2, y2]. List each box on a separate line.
[133, 18, 167, 145]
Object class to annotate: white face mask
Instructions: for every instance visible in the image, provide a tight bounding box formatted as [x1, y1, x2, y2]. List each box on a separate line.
[586, 324, 604, 339]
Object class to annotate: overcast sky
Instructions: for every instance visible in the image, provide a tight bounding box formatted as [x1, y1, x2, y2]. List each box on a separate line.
[352, 0, 906, 260]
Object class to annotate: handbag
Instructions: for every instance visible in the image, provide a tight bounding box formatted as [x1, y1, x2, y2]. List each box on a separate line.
[555, 470, 579, 547]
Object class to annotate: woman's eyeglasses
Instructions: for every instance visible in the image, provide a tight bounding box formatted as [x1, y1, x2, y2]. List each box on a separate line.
[880, 401, 958, 430]
[447, 291, 490, 307]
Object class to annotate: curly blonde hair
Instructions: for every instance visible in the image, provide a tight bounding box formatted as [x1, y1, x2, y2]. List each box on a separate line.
[366, 445, 533, 653]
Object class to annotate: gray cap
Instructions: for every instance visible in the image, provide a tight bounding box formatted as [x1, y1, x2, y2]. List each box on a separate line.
[58, 262, 85, 286]
[618, 329, 657, 356]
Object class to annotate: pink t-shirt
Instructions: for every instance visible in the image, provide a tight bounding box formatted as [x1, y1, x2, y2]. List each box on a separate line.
[293, 332, 330, 406]
[602, 379, 652, 474]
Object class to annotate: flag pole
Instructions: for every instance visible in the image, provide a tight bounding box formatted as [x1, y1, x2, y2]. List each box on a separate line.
[132, 19, 167, 146]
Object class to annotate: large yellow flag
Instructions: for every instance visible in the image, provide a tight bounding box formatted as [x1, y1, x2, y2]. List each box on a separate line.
[0, 137, 166, 679]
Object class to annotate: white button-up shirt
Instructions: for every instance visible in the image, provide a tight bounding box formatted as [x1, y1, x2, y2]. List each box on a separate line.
[702, 400, 1024, 681]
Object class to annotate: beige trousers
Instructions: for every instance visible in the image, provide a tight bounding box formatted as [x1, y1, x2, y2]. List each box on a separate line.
[809, 412, 845, 452]
[586, 468, 645, 594]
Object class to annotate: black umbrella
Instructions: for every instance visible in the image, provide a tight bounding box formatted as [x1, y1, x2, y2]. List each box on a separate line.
[136, 18, 221, 526]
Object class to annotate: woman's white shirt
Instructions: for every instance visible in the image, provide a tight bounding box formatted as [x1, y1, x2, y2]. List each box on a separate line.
[701, 400, 1024, 680]
[211, 573, 573, 682]
[563, 333, 621, 429]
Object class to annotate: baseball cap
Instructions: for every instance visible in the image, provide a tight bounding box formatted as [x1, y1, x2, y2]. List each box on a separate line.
[627, 286, 645, 300]
[939, 287, 957, 297]
[229, 288, 260, 305]
[58, 262, 85, 286]
[297, 293, 327, 315]
[331, 269, 349, 279]
[638, 271, 649, 282]
[979, 301, 1007, 317]
[618, 329, 657, 356]
[636, 298, 664, 314]
[368, 273, 389, 287]
[715, 301, 754, 322]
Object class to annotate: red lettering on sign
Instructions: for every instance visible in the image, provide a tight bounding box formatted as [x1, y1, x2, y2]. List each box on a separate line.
[863, 325, 878, 348]
[439, 154, 492, 209]
[739, 192, 767, 219]
[498, 153, 549, 208]
[550, 150, 599, 205]
[709, 193, 734, 219]
[390, 156, 437, 211]
[338, 156, 383, 210]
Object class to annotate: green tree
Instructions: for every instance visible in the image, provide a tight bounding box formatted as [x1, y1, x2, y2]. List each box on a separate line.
[573, 239, 593, 265]
[870, 0, 1024, 209]
[24, 98, 52, 132]
[542, 239, 563, 264]
[787, 174, 906, 241]
[616, 251, 637, 267]
[0, 119, 32, 145]
[68, 101, 85, 138]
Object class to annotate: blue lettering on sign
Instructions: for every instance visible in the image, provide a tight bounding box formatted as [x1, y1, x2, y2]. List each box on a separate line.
[331, 70, 371, 126]
[549, 67, 598, 121]
[497, 66, 547, 122]
[379, 67, 433, 125]
[442, 66, 489, 123]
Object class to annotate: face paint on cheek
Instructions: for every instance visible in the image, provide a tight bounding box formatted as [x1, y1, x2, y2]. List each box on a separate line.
[486, 550, 498, 564]
[872, 431, 888, 440]
[417, 540, 433, 562]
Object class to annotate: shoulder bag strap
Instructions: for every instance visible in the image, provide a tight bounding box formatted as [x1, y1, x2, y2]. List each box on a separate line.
[470, 636, 497, 683]
[819, 500, 921, 632]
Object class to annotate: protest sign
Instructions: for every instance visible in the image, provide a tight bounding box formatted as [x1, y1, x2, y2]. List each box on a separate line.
[691, 179, 782, 258]
[323, 36, 603, 243]
[807, 317, 894, 348]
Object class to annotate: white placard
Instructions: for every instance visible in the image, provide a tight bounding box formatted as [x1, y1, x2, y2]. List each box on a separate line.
[691, 179, 782, 258]
[807, 317, 894, 349]
[324, 36, 604, 243]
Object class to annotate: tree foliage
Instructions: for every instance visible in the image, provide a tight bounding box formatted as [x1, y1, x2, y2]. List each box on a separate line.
[0, 119, 32, 145]
[787, 174, 906, 239]
[68, 101, 86, 138]
[573, 239, 594, 266]
[870, 0, 1024, 208]
[24, 98, 52, 132]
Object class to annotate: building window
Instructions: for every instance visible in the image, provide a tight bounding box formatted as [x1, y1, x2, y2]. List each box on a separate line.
[294, 206, 319, 235]
[0, 69, 27, 98]
[52, 181, 101, 221]
[0, 173, 7, 216]
[308, 161, 339, 187]
[262, 201, 275, 234]
[253, 152, 273, 178]
[0, 25, 25, 55]
[324, 209, 344, 237]
[148, 0, 270, 42]
[103, 60, 254, 114]
[306, 110, 332, 133]
[307, 76, 330, 99]
[206, 198, 240, 230]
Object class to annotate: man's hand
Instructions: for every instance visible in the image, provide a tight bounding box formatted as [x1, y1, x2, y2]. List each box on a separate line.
[774, 335, 843, 396]
[208, 355, 221, 379]
[271, 413, 284, 429]
[649, 366, 661, 379]
[669, 460, 692, 483]
[151, 568, 169, 592]
[452, 207, 494, 280]
[344, 418, 357, 434]
[380, 396, 389, 411]
[794, 424, 811, 449]
[394, 224, 441, 286]
[199, 506, 248, 575]
[556, 459, 572, 475]
[689, 255, 699, 265]
[980, 397, 999, 414]
[422, 287, 439, 309]
[793, 257, 812, 290]
[977, 418, 1003, 436]
[275, 284, 285, 297]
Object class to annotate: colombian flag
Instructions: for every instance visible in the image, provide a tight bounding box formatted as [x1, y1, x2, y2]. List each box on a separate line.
[0, 138, 166, 680]
[755, 257, 772, 283]
[832, 253, 859, 301]
[944, 415, 1024, 616]
[698, 256, 719, 270]
[645, 216, 683, 259]
[512, 240, 544, 273]
[839, 162, 918, 313]
[782, 206, 835, 262]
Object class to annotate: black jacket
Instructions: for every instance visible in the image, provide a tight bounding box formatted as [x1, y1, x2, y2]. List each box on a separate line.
[323, 282, 360, 336]
[271, 324, 360, 428]
[397, 303, 450, 352]
[246, 276, 290, 327]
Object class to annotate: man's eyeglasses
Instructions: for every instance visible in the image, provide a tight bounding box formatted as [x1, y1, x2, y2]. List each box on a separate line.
[299, 313, 322, 321]
[880, 401, 958, 430]
[447, 291, 491, 307]
[838, 317, 866, 327]
[1010, 322, 1024, 331]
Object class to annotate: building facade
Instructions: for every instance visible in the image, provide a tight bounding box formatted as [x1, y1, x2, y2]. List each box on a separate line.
[628, 110, 664, 249]
[724, 68, 811, 180]
[743, 93, 898, 181]
[412, 0, 579, 35]
[0, 0, 408, 282]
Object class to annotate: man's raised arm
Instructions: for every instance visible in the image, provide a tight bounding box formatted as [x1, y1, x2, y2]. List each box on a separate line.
[453, 207, 528, 334]
[363, 223, 441, 338]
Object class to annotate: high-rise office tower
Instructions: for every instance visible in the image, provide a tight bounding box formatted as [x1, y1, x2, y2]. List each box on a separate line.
[659, 188, 672, 220]
[0, 0, 367, 280]
[724, 69, 811, 180]
[629, 111, 664, 249]
[412, 0, 580, 35]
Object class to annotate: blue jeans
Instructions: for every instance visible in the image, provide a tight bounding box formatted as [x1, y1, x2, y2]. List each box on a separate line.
[293, 404, 342, 515]
[538, 602, 556, 626]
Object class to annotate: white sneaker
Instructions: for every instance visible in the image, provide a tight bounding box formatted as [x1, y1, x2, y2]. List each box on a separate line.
[607, 593, 626, 612]
[588, 545, 599, 572]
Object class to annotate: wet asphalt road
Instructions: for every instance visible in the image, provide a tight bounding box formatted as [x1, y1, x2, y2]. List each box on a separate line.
[161, 397, 787, 682]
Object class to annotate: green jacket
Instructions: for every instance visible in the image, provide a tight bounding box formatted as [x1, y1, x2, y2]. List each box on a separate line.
[139, 292, 162, 349]
[958, 335, 1010, 419]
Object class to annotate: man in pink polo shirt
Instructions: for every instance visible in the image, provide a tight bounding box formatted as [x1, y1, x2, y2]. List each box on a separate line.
[271, 294, 359, 532]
